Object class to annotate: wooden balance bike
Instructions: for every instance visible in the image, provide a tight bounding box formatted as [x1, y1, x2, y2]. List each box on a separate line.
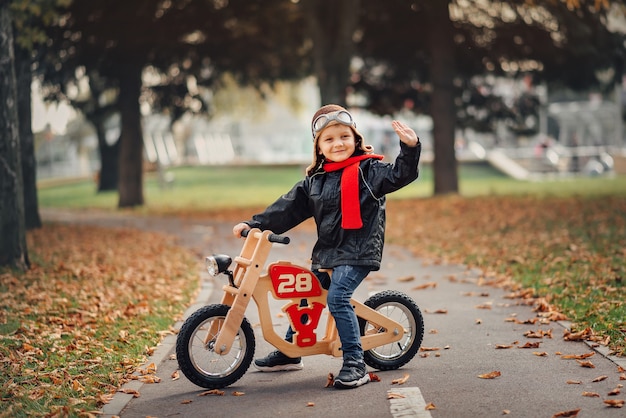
[176, 228, 424, 389]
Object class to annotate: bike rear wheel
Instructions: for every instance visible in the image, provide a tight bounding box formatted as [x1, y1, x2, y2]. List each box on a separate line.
[359, 290, 424, 370]
[175, 304, 255, 389]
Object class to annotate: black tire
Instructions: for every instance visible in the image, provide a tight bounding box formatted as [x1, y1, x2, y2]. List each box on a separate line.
[175, 304, 255, 389]
[359, 290, 424, 370]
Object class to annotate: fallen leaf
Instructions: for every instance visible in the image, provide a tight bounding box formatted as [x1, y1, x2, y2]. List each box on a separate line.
[412, 281, 437, 290]
[425, 308, 448, 314]
[551, 408, 581, 417]
[608, 388, 621, 396]
[232, 391, 245, 396]
[420, 347, 440, 352]
[563, 328, 592, 341]
[503, 410, 511, 415]
[198, 389, 224, 396]
[566, 380, 582, 385]
[582, 391, 600, 397]
[397, 275, 415, 282]
[171, 370, 180, 380]
[181, 399, 192, 404]
[325, 373, 334, 388]
[561, 352, 595, 360]
[391, 374, 410, 385]
[478, 371, 501, 379]
[525, 329, 553, 339]
[592, 375, 608, 382]
[306, 402, 315, 407]
[475, 303, 492, 310]
[533, 351, 548, 357]
[576, 360, 595, 368]
[140, 375, 161, 384]
[425, 402, 436, 410]
[119, 388, 140, 398]
[603, 399, 624, 408]
[387, 393, 406, 399]
[495, 344, 513, 349]
[518, 342, 541, 349]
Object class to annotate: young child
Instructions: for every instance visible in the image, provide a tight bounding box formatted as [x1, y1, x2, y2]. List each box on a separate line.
[233, 104, 421, 389]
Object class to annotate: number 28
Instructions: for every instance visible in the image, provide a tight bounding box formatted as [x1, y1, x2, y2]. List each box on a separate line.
[277, 273, 313, 294]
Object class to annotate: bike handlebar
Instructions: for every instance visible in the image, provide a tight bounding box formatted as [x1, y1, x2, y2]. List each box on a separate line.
[241, 229, 290, 245]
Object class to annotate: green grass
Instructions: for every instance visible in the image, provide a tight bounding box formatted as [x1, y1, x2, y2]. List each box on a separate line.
[37, 163, 626, 211]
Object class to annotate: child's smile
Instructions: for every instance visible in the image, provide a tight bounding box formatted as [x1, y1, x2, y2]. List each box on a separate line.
[318, 124, 356, 163]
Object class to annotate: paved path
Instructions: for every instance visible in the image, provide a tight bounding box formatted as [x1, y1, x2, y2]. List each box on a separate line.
[42, 209, 626, 418]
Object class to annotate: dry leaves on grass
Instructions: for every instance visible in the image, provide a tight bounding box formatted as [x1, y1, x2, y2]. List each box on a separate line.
[386, 196, 626, 356]
[1, 224, 198, 416]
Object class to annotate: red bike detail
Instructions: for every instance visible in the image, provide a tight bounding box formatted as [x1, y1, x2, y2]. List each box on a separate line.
[269, 264, 323, 298]
[284, 302, 325, 347]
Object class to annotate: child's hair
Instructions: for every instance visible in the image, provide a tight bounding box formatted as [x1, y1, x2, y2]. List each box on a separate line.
[306, 104, 374, 176]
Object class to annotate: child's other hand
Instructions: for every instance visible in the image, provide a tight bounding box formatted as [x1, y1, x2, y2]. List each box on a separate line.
[233, 223, 250, 237]
[392, 120, 419, 147]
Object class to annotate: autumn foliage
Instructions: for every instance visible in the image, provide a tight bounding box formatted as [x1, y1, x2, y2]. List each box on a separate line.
[0, 224, 198, 417]
[386, 195, 625, 356]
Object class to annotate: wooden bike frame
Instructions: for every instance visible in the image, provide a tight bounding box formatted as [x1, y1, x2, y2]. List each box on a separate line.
[212, 229, 406, 357]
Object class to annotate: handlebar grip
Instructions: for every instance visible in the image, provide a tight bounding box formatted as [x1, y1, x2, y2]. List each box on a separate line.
[269, 234, 290, 245]
[241, 229, 290, 245]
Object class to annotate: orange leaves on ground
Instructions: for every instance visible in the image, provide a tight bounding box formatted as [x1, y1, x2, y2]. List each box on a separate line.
[325, 373, 334, 387]
[561, 352, 595, 360]
[478, 371, 501, 379]
[198, 389, 225, 396]
[518, 342, 542, 349]
[424, 308, 448, 314]
[2, 224, 198, 415]
[524, 329, 553, 339]
[412, 281, 437, 290]
[425, 402, 436, 410]
[119, 388, 140, 398]
[551, 409, 581, 418]
[386, 196, 626, 356]
[603, 399, 625, 408]
[391, 374, 410, 385]
[563, 328, 594, 342]
[576, 360, 595, 369]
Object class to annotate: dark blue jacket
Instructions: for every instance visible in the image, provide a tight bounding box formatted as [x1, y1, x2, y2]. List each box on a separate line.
[245, 141, 421, 271]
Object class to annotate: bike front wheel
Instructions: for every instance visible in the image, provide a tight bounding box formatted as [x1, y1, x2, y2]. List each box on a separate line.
[175, 304, 255, 389]
[359, 290, 424, 370]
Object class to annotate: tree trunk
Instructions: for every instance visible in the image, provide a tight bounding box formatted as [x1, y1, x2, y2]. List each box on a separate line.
[0, 2, 29, 270]
[302, 0, 360, 106]
[117, 60, 144, 208]
[15, 45, 41, 229]
[427, 0, 459, 195]
[96, 123, 119, 192]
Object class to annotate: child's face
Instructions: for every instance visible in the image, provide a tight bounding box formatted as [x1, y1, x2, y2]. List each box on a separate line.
[317, 124, 356, 163]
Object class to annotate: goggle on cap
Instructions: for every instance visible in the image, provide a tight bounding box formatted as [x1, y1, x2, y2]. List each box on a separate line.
[311, 104, 365, 145]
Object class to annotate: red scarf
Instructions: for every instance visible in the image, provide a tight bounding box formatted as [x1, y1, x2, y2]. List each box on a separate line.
[323, 154, 383, 229]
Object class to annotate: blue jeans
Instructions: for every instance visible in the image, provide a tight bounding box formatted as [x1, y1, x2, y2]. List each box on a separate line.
[285, 265, 370, 362]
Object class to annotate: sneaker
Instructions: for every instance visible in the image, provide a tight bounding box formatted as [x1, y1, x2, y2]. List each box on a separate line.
[253, 350, 303, 372]
[333, 358, 370, 389]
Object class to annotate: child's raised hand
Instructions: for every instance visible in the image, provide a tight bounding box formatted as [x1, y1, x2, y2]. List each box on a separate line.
[392, 120, 419, 147]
